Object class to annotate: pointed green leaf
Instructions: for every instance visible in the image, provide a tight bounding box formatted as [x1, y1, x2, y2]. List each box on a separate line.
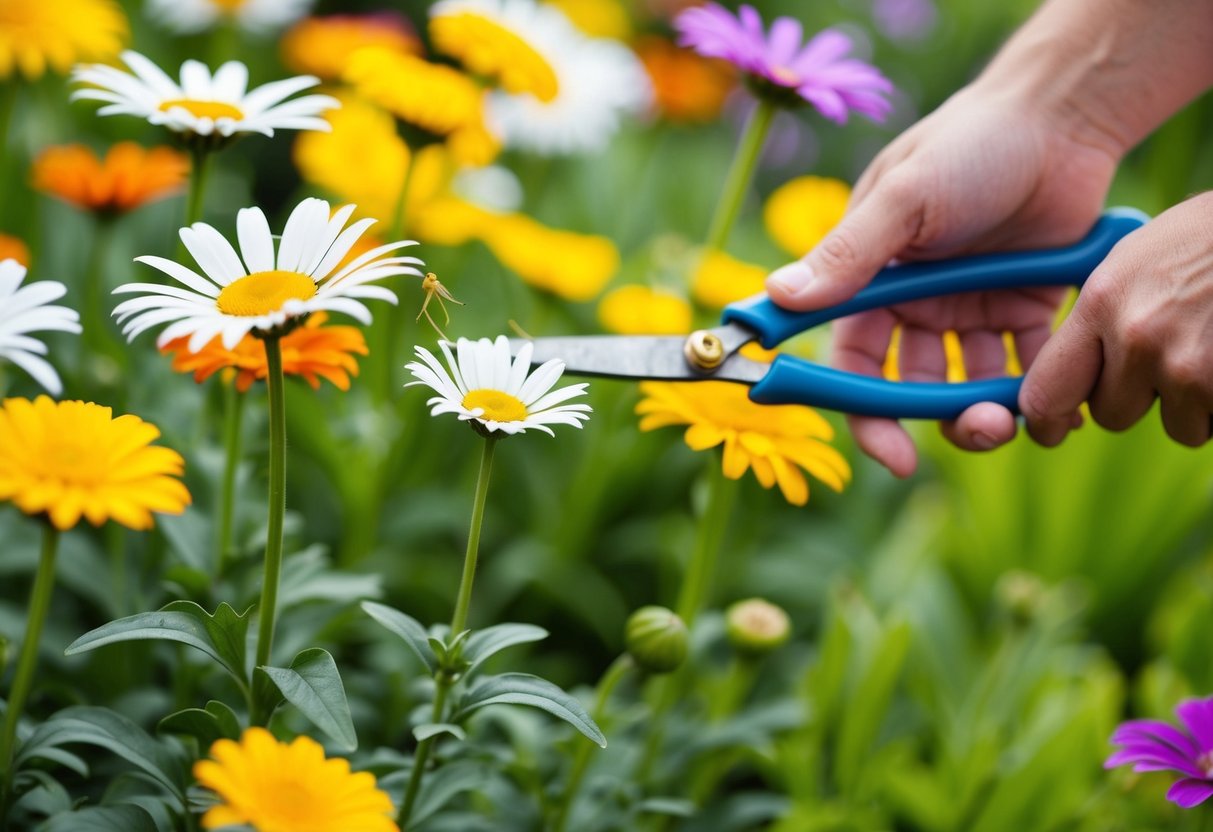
[65, 602, 250, 688]
[361, 602, 437, 675]
[259, 648, 357, 751]
[205, 700, 242, 740]
[409, 760, 493, 828]
[636, 798, 695, 817]
[462, 623, 547, 673]
[42, 805, 159, 832]
[158, 709, 226, 750]
[453, 673, 605, 747]
[412, 723, 466, 743]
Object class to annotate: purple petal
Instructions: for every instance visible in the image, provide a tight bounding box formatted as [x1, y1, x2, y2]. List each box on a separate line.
[737, 5, 765, 39]
[1113, 720, 1201, 757]
[1168, 778, 1213, 809]
[766, 17, 804, 65]
[790, 29, 854, 73]
[798, 87, 850, 124]
[1106, 746, 1204, 778]
[1177, 700, 1213, 752]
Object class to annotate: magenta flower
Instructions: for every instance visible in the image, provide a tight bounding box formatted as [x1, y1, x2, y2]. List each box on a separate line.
[673, 3, 893, 123]
[1106, 697, 1213, 808]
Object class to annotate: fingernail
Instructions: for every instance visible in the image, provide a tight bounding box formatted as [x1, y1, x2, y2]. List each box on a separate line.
[972, 431, 998, 450]
[766, 262, 815, 297]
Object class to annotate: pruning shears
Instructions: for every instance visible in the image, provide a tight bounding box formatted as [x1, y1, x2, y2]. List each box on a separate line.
[510, 208, 1148, 420]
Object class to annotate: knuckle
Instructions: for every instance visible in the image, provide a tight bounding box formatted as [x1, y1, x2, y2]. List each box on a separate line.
[1163, 349, 1210, 391]
[1018, 382, 1058, 423]
[814, 229, 862, 272]
[1119, 311, 1162, 355]
[1076, 275, 1121, 324]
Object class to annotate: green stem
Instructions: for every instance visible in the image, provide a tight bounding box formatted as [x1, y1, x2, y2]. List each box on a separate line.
[185, 147, 214, 227]
[551, 655, 633, 832]
[450, 436, 497, 636]
[0, 83, 17, 184]
[79, 220, 113, 381]
[0, 525, 60, 820]
[216, 380, 245, 575]
[704, 98, 777, 253]
[397, 680, 452, 828]
[389, 154, 416, 242]
[369, 156, 418, 406]
[688, 656, 758, 803]
[675, 461, 739, 627]
[252, 338, 286, 686]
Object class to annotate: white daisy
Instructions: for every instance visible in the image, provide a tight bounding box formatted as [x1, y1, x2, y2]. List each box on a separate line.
[146, 0, 313, 35]
[406, 335, 591, 436]
[0, 260, 82, 396]
[113, 197, 423, 351]
[469, 1, 650, 156]
[71, 50, 337, 139]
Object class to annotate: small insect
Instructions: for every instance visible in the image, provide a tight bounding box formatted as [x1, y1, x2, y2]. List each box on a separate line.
[417, 272, 464, 340]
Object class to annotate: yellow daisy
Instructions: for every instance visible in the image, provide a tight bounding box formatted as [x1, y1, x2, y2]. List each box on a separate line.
[636, 381, 850, 506]
[691, 249, 767, 308]
[483, 215, 619, 302]
[763, 176, 850, 259]
[0, 0, 126, 80]
[597, 285, 692, 335]
[194, 728, 397, 832]
[0, 396, 190, 530]
[280, 12, 419, 81]
[430, 0, 560, 101]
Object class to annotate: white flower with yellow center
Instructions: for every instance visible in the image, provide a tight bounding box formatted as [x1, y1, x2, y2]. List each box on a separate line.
[406, 336, 591, 436]
[71, 50, 337, 138]
[146, 0, 313, 35]
[479, 2, 650, 156]
[0, 260, 81, 396]
[113, 198, 422, 351]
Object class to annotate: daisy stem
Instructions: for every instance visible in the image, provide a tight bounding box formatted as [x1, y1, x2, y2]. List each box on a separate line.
[396, 680, 452, 828]
[704, 97, 777, 252]
[0, 83, 17, 187]
[0, 525, 60, 818]
[551, 655, 634, 832]
[216, 379, 245, 574]
[675, 460, 738, 627]
[450, 436, 498, 636]
[185, 146, 214, 227]
[253, 337, 287, 682]
[389, 153, 416, 242]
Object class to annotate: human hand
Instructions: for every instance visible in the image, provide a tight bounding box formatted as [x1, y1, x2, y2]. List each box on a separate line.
[1020, 193, 1213, 448]
[765, 85, 1118, 476]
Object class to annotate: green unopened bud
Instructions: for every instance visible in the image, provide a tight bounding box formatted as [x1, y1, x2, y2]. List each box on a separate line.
[625, 606, 687, 674]
[725, 598, 790, 655]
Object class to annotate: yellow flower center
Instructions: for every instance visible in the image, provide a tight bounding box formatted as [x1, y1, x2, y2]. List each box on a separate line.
[216, 270, 317, 317]
[210, 0, 248, 10]
[462, 389, 528, 422]
[771, 66, 801, 86]
[158, 98, 245, 121]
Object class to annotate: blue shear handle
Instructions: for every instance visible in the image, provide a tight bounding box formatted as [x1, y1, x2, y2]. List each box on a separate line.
[722, 208, 1148, 349]
[726, 208, 1149, 420]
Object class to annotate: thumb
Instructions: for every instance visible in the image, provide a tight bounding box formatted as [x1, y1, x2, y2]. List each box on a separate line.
[766, 176, 924, 311]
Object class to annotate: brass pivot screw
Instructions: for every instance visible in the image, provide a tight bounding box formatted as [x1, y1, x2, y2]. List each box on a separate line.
[684, 330, 725, 372]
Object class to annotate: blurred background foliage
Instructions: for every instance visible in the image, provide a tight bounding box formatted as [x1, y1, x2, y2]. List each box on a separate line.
[2, 0, 1213, 829]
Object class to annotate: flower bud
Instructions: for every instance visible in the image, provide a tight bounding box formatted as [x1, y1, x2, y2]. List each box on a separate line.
[725, 598, 790, 655]
[625, 606, 688, 674]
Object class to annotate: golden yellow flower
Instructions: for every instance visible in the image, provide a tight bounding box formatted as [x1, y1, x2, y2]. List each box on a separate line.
[635, 35, 733, 123]
[280, 13, 419, 81]
[0, 0, 126, 80]
[194, 727, 397, 832]
[598, 285, 692, 335]
[413, 196, 497, 245]
[545, 0, 631, 39]
[0, 396, 190, 531]
[484, 215, 619, 302]
[161, 312, 368, 392]
[691, 249, 767, 308]
[0, 233, 30, 267]
[32, 142, 188, 215]
[430, 5, 559, 101]
[342, 47, 498, 165]
[636, 381, 850, 506]
[763, 176, 850, 259]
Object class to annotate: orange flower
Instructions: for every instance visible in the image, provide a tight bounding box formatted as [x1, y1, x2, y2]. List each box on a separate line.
[161, 313, 368, 392]
[635, 36, 734, 123]
[280, 13, 419, 81]
[32, 142, 188, 214]
[0, 234, 30, 267]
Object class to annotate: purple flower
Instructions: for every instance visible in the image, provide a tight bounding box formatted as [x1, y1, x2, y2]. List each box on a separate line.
[872, 0, 937, 42]
[1107, 697, 1213, 808]
[673, 3, 893, 123]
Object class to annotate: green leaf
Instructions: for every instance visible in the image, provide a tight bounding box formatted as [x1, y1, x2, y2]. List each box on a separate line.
[42, 805, 159, 832]
[158, 700, 243, 751]
[462, 623, 547, 673]
[409, 760, 492, 828]
[453, 673, 606, 747]
[259, 648, 357, 751]
[636, 798, 695, 817]
[413, 723, 466, 743]
[20, 707, 187, 809]
[360, 601, 437, 675]
[279, 545, 382, 609]
[64, 602, 250, 689]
